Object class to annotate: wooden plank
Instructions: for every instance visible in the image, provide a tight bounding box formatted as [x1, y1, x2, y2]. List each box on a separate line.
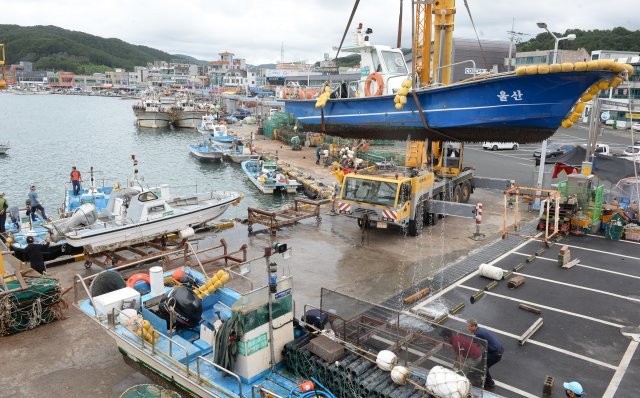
[562, 259, 581, 269]
[13, 271, 28, 290]
[519, 303, 542, 315]
[519, 317, 544, 346]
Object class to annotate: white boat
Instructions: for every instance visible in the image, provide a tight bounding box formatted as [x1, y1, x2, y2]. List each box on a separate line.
[46, 185, 241, 253]
[133, 98, 173, 128]
[188, 141, 227, 161]
[197, 116, 235, 146]
[241, 159, 299, 194]
[224, 140, 260, 163]
[0, 141, 9, 154]
[173, 98, 209, 129]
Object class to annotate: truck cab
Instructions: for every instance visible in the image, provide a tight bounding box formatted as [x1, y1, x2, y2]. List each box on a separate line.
[338, 170, 434, 235]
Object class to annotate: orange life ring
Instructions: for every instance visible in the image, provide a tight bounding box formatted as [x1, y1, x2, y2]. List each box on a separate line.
[127, 273, 151, 288]
[364, 72, 384, 97]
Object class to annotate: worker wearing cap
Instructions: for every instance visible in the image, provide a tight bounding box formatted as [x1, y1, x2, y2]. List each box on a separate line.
[467, 318, 504, 388]
[302, 308, 338, 332]
[0, 192, 7, 233]
[564, 381, 584, 397]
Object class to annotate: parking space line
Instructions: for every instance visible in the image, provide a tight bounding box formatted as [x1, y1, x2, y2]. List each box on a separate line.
[465, 147, 533, 161]
[448, 314, 618, 370]
[512, 252, 640, 280]
[511, 272, 640, 304]
[559, 243, 640, 261]
[458, 284, 623, 328]
[587, 234, 640, 245]
[414, 236, 538, 309]
[603, 341, 639, 398]
[494, 381, 538, 398]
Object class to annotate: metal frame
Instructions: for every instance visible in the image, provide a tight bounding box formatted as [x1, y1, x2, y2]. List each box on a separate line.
[247, 198, 328, 235]
[503, 186, 560, 243]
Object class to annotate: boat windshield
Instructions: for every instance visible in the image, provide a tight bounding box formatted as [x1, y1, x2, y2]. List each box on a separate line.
[138, 191, 159, 202]
[342, 177, 399, 207]
[381, 50, 408, 74]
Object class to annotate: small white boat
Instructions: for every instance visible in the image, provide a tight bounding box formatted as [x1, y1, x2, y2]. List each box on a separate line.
[46, 185, 241, 253]
[188, 141, 227, 161]
[0, 141, 9, 154]
[224, 139, 260, 163]
[241, 159, 299, 194]
[133, 98, 173, 128]
[197, 116, 235, 147]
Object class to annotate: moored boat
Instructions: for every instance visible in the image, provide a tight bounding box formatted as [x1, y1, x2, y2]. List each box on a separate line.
[241, 159, 299, 194]
[188, 142, 227, 161]
[0, 141, 9, 154]
[197, 115, 235, 147]
[133, 98, 173, 128]
[224, 139, 260, 163]
[173, 98, 209, 129]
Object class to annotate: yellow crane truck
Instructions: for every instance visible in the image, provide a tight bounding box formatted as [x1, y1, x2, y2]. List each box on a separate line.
[335, 141, 511, 236]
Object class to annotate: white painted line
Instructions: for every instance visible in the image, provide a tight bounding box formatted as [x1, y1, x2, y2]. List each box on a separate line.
[559, 243, 640, 261]
[587, 234, 640, 246]
[448, 314, 618, 370]
[494, 380, 538, 398]
[414, 236, 538, 309]
[512, 252, 640, 281]
[603, 340, 639, 398]
[466, 147, 534, 162]
[458, 284, 624, 328]
[511, 272, 640, 304]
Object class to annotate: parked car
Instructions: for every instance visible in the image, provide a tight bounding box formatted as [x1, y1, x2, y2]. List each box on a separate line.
[232, 108, 251, 120]
[482, 142, 519, 151]
[632, 122, 640, 131]
[623, 145, 640, 156]
[533, 143, 575, 164]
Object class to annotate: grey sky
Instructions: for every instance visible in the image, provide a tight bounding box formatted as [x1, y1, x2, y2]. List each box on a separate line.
[4, 0, 639, 65]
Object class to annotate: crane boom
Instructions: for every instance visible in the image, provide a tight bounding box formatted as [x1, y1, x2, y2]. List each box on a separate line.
[414, 0, 456, 87]
[0, 44, 6, 90]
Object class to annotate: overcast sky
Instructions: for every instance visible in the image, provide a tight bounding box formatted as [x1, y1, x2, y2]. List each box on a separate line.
[4, 0, 639, 65]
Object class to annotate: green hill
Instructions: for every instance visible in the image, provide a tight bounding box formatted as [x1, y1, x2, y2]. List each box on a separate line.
[0, 24, 203, 74]
[517, 27, 640, 54]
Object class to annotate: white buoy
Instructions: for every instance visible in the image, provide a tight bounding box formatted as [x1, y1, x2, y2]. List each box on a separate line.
[178, 227, 195, 239]
[149, 266, 165, 296]
[376, 350, 398, 371]
[425, 366, 471, 398]
[391, 366, 410, 385]
[478, 263, 504, 280]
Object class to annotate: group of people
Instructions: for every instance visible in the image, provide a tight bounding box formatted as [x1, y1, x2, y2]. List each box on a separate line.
[440, 318, 584, 396]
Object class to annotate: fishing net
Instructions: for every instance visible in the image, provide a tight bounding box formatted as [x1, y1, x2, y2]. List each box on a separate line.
[0, 275, 67, 336]
[262, 112, 297, 138]
[119, 384, 181, 398]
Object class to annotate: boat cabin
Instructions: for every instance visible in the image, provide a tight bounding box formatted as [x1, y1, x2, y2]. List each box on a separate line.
[106, 188, 174, 224]
[342, 40, 408, 97]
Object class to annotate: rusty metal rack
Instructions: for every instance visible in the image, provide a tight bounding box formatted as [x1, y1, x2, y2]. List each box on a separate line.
[83, 238, 247, 272]
[503, 186, 560, 243]
[247, 197, 328, 235]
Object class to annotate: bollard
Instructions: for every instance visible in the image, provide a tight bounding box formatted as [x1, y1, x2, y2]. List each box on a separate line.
[471, 203, 486, 241]
[450, 302, 465, 314]
[485, 281, 498, 291]
[470, 290, 485, 304]
[434, 313, 449, 324]
[513, 263, 527, 272]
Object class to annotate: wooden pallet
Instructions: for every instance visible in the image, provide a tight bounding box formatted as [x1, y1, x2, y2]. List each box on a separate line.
[247, 197, 329, 235]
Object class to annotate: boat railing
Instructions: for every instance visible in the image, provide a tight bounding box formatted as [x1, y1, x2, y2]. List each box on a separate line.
[251, 385, 284, 398]
[196, 356, 243, 397]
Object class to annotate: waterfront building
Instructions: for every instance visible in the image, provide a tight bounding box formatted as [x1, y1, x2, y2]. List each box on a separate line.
[515, 48, 589, 66]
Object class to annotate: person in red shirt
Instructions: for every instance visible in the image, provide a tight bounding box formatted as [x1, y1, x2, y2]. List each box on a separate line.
[441, 329, 483, 383]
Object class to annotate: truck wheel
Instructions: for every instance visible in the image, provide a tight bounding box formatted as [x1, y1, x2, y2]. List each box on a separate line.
[461, 181, 471, 203]
[452, 185, 462, 203]
[409, 204, 424, 236]
[424, 212, 437, 226]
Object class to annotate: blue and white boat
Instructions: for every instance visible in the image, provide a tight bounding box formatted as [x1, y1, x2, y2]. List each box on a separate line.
[189, 141, 227, 161]
[224, 139, 260, 163]
[197, 115, 236, 147]
[241, 159, 299, 194]
[284, 32, 621, 143]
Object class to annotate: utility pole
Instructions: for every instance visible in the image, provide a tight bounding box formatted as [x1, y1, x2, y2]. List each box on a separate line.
[506, 19, 531, 72]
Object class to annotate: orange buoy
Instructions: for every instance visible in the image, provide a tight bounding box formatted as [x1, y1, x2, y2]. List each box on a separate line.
[127, 273, 151, 288]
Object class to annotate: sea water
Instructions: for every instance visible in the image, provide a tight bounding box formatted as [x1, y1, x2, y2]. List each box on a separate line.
[0, 93, 287, 220]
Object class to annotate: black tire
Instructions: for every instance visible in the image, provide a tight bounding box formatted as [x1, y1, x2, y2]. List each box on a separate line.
[408, 203, 424, 236]
[492, 145, 498, 151]
[452, 185, 462, 203]
[424, 212, 437, 226]
[461, 181, 472, 203]
[512, 144, 519, 150]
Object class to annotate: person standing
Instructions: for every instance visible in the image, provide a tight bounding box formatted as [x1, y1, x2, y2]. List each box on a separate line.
[440, 329, 482, 380]
[0, 192, 7, 233]
[24, 235, 50, 274]
[316, 145, 322, 165]
[70, 166, 82, 196]
[467, 318, 504, 388]
[28, 185, 48, 221]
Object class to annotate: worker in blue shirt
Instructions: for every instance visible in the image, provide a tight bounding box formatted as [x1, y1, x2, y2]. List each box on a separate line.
[467, 318, 504, 388]
[27, 185, 48, 221]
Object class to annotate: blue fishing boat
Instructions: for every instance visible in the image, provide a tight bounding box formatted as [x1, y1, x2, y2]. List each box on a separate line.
[197, 115, 235, 147]
[284, 24, 627, 143]
[188, 139, 227, 162]
[241, 159, 299, 194]
[224, 139, 260, 163]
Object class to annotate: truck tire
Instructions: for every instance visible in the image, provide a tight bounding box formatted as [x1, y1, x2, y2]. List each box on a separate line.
[408, 204, 424, 236]
[452, 185, 462, 203]
[424, 212, 437, 226]
[461, 181, 472, 203]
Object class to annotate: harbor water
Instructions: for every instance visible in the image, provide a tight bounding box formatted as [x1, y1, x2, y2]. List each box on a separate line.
[0, 93, 289, 219]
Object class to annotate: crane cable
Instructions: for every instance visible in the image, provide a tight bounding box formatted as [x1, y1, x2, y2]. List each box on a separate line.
[463, 0, 489, 71]
[334, 0, 361, 63]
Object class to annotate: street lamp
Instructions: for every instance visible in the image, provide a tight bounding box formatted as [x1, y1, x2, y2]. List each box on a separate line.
[536, 22, 576, 64]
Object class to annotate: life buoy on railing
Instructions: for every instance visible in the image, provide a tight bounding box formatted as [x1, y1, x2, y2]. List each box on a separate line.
[364, 72, 384, 97]
[127, 273, 151, 288]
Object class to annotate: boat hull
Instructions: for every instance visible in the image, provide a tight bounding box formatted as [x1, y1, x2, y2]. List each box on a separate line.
[174, 110, 208, 129]
[62, 194, 238, 253]
[134, 110, 172, 128]
[189, 145, 225, 161]
[226, 153, 261, 163]
[241, 160, 298, 194]
[284, 71, 616, 143]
